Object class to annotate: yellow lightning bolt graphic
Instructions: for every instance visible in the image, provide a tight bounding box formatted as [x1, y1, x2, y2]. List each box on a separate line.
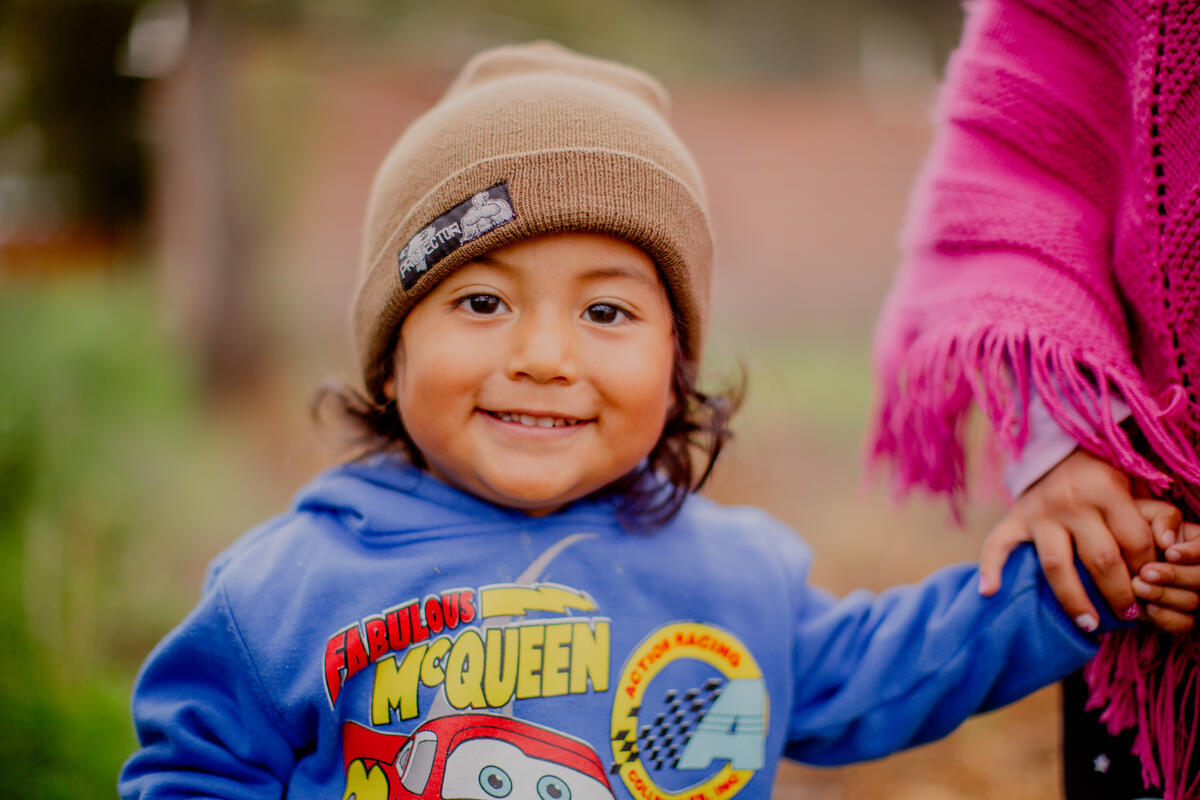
[480, 585, 598, 618]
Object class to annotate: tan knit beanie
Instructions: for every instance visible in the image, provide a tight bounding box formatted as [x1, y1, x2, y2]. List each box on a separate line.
[352, 41, 712, 400]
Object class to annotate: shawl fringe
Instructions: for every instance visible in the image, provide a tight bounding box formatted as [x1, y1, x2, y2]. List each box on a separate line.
[870, 324, 1200, 519]
[1086, 631, 1200, 799]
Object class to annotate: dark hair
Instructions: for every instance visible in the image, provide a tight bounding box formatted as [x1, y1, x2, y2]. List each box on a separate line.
[311, 340, 742, 529]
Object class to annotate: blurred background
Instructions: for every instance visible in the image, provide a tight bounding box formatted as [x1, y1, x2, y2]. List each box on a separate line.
[0, 1, 1051, 797]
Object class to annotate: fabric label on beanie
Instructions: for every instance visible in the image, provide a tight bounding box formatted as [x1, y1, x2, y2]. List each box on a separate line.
[397, 182, 516, 289]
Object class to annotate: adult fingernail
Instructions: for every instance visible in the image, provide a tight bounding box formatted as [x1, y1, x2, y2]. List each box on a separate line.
[1167, 548, 1182, 562]
[1162, 528, 1177, 547]
[1074, 613, 1099, 632]
[1122, 604, 1141, 621]
[1143, 567, 1162, 582]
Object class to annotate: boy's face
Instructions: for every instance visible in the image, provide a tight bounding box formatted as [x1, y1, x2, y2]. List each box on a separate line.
[388, 232, 676, 515]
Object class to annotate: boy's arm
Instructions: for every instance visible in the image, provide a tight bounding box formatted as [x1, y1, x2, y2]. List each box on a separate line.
[784, 543, 1122, 766]
[119, 582, 300, 799]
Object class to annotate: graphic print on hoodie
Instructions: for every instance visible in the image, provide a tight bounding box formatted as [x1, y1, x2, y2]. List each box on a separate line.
[329, 530, 769, 800]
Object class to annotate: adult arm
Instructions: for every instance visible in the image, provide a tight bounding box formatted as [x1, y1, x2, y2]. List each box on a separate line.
[1003, 391, 1128, 500]
[869, 0, 1200, 512]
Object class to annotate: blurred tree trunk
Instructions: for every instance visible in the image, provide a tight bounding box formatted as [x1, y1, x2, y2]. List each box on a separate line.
[149, 0, 258, 391]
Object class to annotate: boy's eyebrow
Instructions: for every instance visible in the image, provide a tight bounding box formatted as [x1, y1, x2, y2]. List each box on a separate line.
[473, 255, 659, 288]
[471, 255, 516, 272]
[577, 266, 660, 289]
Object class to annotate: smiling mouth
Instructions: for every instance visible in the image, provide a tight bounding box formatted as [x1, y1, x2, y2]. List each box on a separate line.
[482, 410, 589, 428]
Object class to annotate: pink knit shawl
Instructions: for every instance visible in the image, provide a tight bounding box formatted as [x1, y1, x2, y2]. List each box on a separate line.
[870, 1, 1200, 796]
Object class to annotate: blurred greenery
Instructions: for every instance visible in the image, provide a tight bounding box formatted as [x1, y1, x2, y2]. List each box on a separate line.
[0, 273, 263, 795]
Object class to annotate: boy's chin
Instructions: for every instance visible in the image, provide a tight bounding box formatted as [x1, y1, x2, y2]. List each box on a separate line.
[439, 469, 598, 516]
[480, 480, 591, 516]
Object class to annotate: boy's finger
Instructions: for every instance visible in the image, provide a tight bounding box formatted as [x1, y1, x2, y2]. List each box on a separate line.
[1142, 603, 1195, 635]
[979, 518, 1029, 596]
[1131, 577, 1200, 612]
[1104, 496, 1158, 573]
[1030, 521, 1100, 631]
[1140, 562, 1200, 593]
[1133, 498, 1182, 549]
[1067, 511, 1139, 621]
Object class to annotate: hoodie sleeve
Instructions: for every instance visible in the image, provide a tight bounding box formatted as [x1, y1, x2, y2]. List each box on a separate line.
[118, 579, 302, 799]
[783, 543, 1114, 765]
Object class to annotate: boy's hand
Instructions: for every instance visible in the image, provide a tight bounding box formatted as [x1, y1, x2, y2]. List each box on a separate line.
[1133, 522, 1200, 634]
[978, 450, 1182, 632]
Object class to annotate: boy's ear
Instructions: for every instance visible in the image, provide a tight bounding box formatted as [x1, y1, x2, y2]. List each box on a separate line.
[381, 345, 403, 402]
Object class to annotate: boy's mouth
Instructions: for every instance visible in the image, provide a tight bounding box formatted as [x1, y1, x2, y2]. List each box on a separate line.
[482, 410, 587, 428]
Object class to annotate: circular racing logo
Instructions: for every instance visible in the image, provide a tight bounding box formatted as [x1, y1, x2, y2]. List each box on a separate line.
[610, 623, 767, 800]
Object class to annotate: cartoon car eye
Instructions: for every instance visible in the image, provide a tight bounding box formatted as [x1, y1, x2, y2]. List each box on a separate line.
[478, 765, 513, 798]
[537, 774, 571, 800]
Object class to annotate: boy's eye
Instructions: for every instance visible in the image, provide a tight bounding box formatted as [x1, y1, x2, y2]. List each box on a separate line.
[460, 294, 506, 315]
[584, 303, 627, 325]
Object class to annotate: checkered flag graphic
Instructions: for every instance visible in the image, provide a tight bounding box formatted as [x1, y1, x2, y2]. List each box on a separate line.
[610, 707, 642, 775]
[637, 678, 725, 771]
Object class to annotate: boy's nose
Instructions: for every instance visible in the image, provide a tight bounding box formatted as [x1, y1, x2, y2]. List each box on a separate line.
[507, 312, 578, 384]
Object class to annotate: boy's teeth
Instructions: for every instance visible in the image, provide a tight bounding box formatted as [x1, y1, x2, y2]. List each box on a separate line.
[495, 412, 576, 427]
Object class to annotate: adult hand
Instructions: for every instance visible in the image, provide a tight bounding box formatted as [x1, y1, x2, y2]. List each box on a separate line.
[978, 449, 1181, 632]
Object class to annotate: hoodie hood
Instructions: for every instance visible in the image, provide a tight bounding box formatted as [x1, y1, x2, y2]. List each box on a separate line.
[291, 456, 617, 540]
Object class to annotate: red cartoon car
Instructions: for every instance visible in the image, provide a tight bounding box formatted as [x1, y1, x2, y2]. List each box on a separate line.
[341, 714, 616, 800]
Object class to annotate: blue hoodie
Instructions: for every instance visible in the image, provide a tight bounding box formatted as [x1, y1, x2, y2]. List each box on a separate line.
[120, 457, 1113, 800]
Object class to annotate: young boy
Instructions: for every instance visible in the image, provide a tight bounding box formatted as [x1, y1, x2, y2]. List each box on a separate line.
[119, 42, 1199, 800]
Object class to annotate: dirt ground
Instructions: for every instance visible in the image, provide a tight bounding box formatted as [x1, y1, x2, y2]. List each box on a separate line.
[216, 49, 1066, 799]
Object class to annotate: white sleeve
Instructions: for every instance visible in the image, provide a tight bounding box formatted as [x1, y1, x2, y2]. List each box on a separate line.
[1004, 391, 1131, 498]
